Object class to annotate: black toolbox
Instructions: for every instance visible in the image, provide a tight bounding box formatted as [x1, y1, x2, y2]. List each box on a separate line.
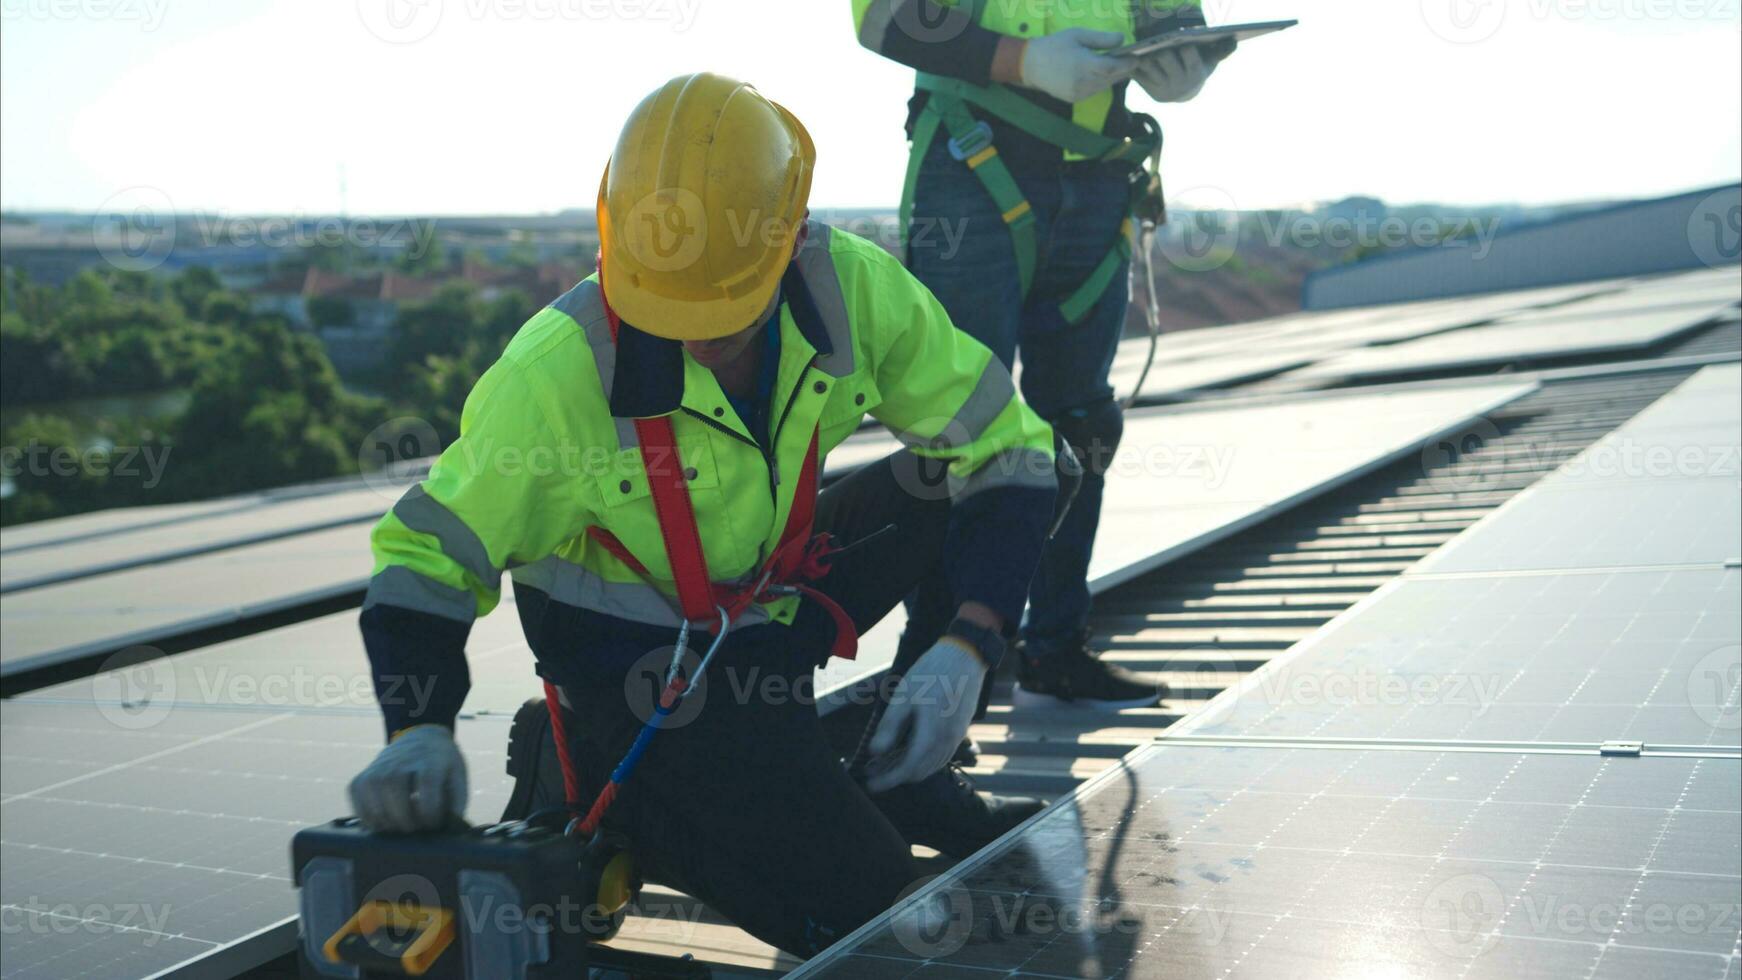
[292, 815, 631, 979]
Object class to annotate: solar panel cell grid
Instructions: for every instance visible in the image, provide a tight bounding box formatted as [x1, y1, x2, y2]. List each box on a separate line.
[794, 744, 1741, 979]
[1192, 568, 1740, 747]
[1416, 364, 1741, 575]
[1289, 302, 1736, 384]
[0, 701, 512, 980]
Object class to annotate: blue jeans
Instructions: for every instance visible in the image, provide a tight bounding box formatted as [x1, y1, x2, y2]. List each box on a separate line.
[905, 137, 1132, 660]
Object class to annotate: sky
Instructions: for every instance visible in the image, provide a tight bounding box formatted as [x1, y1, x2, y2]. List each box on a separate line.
[1, 0, 1739, 216]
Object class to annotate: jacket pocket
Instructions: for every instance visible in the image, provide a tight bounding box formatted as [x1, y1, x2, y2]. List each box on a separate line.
[598, 439, 721, 510]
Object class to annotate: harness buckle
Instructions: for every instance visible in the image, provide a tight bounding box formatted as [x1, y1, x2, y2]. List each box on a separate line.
[946, 120, 994, 162]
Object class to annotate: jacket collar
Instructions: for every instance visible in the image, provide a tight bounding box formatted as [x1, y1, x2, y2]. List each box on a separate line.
[608, 262, 833, 420]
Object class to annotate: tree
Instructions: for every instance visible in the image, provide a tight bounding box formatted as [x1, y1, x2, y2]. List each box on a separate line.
[172, 265, 223, 315]
[387, 282, 480, 390]
[395, 235, 448, 277]
[164, 318, 380, 498]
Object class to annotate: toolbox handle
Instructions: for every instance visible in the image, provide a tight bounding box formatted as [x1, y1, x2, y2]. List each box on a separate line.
[323, 900, 455, 976]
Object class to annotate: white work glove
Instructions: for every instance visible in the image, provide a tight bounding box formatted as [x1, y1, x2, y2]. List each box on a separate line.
[1017, 28, 1137, 104]
[1135, 44, 1219, 103]
[865, 637, 988, 793]
[348, 725, 469, 833]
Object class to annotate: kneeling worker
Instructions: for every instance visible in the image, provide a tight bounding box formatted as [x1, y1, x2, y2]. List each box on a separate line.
[346, 73, 1060, 957]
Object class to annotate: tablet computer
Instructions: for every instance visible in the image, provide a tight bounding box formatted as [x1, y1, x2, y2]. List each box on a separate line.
[1109, 20, 1298, 58]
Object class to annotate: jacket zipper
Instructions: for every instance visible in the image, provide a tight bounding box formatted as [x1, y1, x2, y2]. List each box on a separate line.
[678, 354, 819, 569]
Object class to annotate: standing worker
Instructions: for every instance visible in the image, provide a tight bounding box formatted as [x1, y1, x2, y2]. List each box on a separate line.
[346, 73, 1061, 957]
[853, 0, 1233, 708]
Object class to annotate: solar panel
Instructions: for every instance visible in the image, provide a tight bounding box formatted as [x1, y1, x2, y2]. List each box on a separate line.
[1197, 365, 1741, 748]
[1417, 364, 1741, 575]
[1243, 279, 1628, 353]
[796, 357, 1741, 978]
[1, 582, 904, 978]
[1125, 278, 1626, 370]
[14, 590, 906, 726]
[1288, 302, 1737, 384]
[0, 486, 391, 593]
[791, 742, 1741, 979]
[1106, 349, 1317, 399]
[1087, 382, 1537, 591]
[0, 523, 375, 679]
[1625, 267, 1742, 303]
[0, 699, 514, 980]
[1491, 286, 1742, 328]
[0, 497, 245, 555]
[1194, 566, 1740, 747]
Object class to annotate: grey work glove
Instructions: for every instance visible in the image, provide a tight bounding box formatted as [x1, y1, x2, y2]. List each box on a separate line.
[348, 725, 469, 833]
[865, 637, 988, 793]
[1017, 28, 1137, 104]
[1135, 43, 1223, 103]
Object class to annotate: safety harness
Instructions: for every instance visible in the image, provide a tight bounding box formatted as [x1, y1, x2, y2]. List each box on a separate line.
[899, 72, 1166, 325]
[544, 284, 860, 840]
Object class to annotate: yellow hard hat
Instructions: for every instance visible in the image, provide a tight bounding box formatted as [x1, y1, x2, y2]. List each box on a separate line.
[599, 73, 815, 341]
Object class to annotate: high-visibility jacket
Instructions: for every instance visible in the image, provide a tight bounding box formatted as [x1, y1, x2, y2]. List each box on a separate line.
[360, 222, 1057, 735]
[853, 0, 1203, 162]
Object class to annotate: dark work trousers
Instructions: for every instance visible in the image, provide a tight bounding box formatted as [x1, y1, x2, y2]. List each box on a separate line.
[513, 450, 962, 958]
[906, 136, 1133, 661]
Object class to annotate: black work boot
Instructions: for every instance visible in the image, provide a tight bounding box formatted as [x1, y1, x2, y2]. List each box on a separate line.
[1015, 630, 1167, 711]
[502, 697, 567, 822]
[869, 763, 1045, 859]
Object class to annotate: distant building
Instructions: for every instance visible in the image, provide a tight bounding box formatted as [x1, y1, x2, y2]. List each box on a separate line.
[247, 259, 589, 374]
[1303, 183, 1742, 309]
[456, 255, 588, 304]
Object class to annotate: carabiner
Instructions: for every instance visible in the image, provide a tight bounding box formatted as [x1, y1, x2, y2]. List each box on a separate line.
[662, 619, 693, 686]
[671, 606, 733, 704]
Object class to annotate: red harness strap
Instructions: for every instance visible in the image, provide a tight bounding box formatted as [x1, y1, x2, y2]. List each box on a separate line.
[543, 282, 858, 831]
[585, 294, 858, 659]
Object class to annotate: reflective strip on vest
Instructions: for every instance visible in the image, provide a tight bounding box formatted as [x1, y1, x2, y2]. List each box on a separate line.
[550, 278, 641, 452]
[364, 565, 476, 622]
[900, 357, 1016, 452]
[513, 555, 774, 631]
[794, 223, 856, 377]
[392, 485, 499, 585]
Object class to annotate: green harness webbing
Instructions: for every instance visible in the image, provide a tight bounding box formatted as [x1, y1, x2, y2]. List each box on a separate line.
[900, 72, 1163, 325]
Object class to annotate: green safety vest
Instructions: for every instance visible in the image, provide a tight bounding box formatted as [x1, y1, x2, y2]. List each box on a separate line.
[364, 222, 1054, 633]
